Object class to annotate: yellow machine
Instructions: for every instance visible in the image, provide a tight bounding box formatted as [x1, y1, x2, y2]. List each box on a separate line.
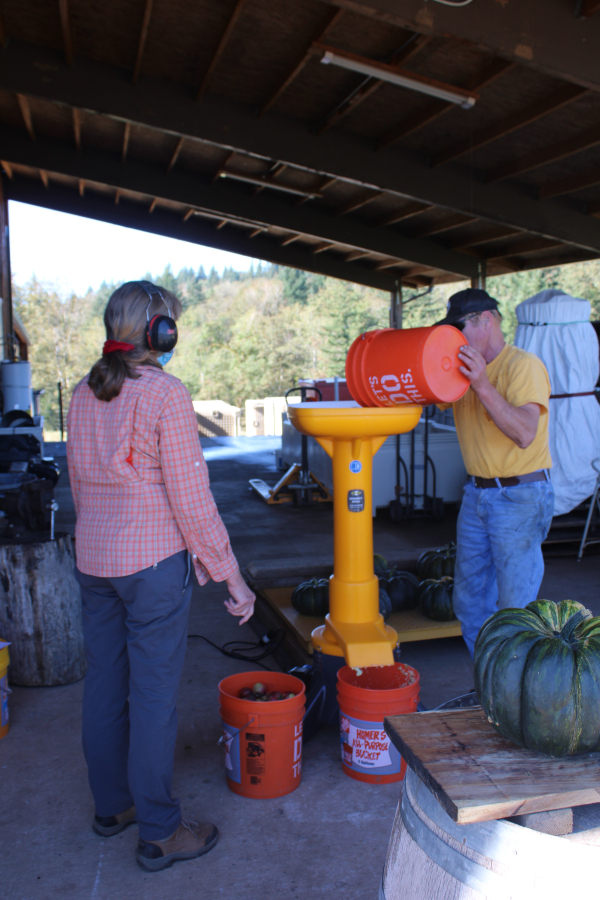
[287, 401, 421, 669]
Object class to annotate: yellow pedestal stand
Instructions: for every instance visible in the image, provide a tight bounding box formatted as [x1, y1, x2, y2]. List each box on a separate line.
[287, 401, 422, 669]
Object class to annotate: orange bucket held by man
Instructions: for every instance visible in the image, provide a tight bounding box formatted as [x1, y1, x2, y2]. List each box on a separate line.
[346, 325, 470, 408]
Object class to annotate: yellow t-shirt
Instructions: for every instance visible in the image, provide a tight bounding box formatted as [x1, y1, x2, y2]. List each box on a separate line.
[447, 344, 552, 479]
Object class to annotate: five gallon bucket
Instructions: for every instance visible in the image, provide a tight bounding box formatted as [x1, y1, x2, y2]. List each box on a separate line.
[337, 663, 419, 784]
[219, 671, 306, 799]
[0, 639, 10, 740]
[346, 325, 469, 407]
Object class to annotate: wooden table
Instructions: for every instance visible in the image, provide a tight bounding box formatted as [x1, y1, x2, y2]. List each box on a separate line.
[385, 707, 600, 824]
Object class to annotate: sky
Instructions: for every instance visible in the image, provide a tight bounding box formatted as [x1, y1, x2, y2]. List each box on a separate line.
[8, 201, 255, 295]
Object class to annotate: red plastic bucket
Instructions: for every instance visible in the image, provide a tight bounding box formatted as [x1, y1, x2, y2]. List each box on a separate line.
[337, 663, 420, 784]
[346, 326, 469, 407]
[218, 671, 306, 799]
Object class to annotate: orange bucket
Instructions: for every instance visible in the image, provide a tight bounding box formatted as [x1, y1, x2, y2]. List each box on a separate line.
[218, 671, 306, 799]
[337, 663, 419, 784]
[346, 325, 469, 407]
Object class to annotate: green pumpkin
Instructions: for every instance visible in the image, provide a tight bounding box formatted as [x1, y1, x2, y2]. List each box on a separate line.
[417, 576, 455, 621]
[379, 587, 393, 621]
[384, 570, 419, 613]
[474, 599, 600, 757]
[417, 544, 456, 581]
[373, 553, 388, 575]
[291, 578, 329, 617]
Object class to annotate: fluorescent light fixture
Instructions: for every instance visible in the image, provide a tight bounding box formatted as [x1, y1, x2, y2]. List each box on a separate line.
[320, 49, 477, 109]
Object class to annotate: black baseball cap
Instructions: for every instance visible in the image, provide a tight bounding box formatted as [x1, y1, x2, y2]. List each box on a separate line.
[437, 288, 499, 325]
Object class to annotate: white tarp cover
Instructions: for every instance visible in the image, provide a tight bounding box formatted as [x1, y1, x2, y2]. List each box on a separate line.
[514, 289, 600, 515]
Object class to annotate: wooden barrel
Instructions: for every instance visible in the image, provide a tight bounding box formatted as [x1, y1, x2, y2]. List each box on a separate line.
[0, 534, 86, 685]
[381, 767, 600, 900]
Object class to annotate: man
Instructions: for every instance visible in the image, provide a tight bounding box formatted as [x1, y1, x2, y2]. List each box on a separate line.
[438, 288, 554, 656]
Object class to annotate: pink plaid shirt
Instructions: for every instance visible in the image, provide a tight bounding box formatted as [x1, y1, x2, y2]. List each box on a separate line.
[66, 366, 239, 582]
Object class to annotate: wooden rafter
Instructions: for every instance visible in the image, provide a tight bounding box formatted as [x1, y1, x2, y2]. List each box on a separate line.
[312, 242, 336, 254]
[58, 0, 73, 66]
[579, 0, 600, 16]
[485, 122, 600, 183]
[132, 0, 153, 85]
[197, 0, 248, 101]
[538, 165, 600, 199]
[167, 136, 184, 174]
[345, 250, 370, 262]
[259, 7, 344, 117]
[375, 202, 432, 228]
[280, 233, 300, 246]
[79, 178, 85, 196]
[149, 198, 158, 213]
[317, 34, 431, 135]
[485, 236, 564, 261]
[1, 161, 13, 179]
[72, 107, 81, 152]
[374, 259, 403, 271]
[336, 190, 385, 217]
[216, 219, 228, 230]
[39, 169, 49, 188]
[115, 189, 121, 205]
[433, 82, 587, 168]
[376, 57, 514, 152]
[412, 214, 475, 238]
[295, 174, 337, 206]
[17, 94, 35, 140]
[219, 168, 322, 198]
[249, 226, 264, 238]
[211, 150, 236, 183]
[122, 121, 131, 163]
[448, 226, 522, 250]
[183, 208, 194, 221]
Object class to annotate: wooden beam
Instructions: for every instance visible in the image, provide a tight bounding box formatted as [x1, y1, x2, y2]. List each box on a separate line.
[412, 214, 475, 238]
[485, 236, 563, 261]
[313, 43, 480, 110]
[183, 207, 194, 221]
[336, 190, 385, 217]
[345, 249, 370, 261]
[132, 0, 153, 85]
[216, 218, 228, 230]
[17, 94, 35, 140]
[197, 0, 248, 101]
[0, 161, 13, 179]
[79, 178, 85, 196]
[448, 225, 522, 250]
[149, 197, 158, 213]
[280, 233, 300, 246]
[312, 242, 336, 254]
[219, 168, 322, 198]
[259, 8, 344, 117]
[317, 34, 431, 135]
[39, 169, 49, 188]
[211, 150, 236, 183]
[374, 258, 403, 271]
[433, 83, 587, 167]
[167, 136, 184, 174]
[377, 58, 514, 152]
[579, 0, 600, 16]
[72, 107, 81, 152]
[375, 202, 432, 227]
[249, 226, 264, 238]
[485, 122, 600, 183]
[538, 165, 600, 199]
[115, 189, 121, 204]
[122, 121, 130, 163]
[58, 0, 73, 66]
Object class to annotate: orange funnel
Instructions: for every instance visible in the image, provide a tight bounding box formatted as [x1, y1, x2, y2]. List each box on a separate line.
[346, 325, 469, 408]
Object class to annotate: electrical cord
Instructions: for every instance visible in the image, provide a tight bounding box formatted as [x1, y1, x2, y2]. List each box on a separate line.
[187, 628, 285, 671]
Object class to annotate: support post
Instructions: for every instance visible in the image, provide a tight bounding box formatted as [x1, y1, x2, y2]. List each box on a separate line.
[471, 261, 487, 290]
[0, 174, 14, 361]
[390, 283, 403, 329]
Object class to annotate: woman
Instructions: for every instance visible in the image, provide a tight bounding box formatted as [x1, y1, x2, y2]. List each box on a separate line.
[67, 280, 255, 872]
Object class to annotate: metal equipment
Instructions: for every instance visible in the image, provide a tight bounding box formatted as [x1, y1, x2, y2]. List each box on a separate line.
[390, 406, 445, 522]
[250, 385, 332, 506]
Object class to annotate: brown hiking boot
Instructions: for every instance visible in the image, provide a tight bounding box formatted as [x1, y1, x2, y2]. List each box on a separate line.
[136, 820, 219, 872]
[93, 806, 137, 837]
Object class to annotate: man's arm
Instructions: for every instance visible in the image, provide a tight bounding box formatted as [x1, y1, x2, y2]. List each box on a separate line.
[458, 346, 541, 449]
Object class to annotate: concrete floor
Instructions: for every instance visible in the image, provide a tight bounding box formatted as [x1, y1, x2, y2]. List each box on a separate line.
[3, 438, 599, 899]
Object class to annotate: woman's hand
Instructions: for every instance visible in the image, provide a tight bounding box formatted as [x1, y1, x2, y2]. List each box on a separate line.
[224, 569, 256, 625]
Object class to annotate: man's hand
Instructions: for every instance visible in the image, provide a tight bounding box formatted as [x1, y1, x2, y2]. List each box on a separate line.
[224, 569, 256, 625]
[457, 344, 490, 394]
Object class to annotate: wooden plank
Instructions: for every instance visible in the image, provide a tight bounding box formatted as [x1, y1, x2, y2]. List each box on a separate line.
[132, 0, 153, 84]
[196, 0, 248, 101]
[384, 707, 600, 825]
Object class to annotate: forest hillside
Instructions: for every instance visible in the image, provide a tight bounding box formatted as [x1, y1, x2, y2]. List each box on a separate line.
[13, 260, 600, 432]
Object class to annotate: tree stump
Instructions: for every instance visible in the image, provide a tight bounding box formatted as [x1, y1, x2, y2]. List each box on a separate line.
[0, 534, 86, 685]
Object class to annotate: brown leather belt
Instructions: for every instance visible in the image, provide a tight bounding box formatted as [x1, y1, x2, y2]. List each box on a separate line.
[472, 470, 548, 489]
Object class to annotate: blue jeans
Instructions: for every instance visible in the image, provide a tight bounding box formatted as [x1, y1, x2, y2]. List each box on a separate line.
[75, 550, 192, 841]
[453, 479, 554, 657]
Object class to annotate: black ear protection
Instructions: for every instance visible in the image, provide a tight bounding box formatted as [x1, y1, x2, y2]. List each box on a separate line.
[139, 281, 178, 353]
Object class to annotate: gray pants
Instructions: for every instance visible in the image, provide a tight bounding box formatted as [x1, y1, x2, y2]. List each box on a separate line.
[75, 550, 192, 841]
